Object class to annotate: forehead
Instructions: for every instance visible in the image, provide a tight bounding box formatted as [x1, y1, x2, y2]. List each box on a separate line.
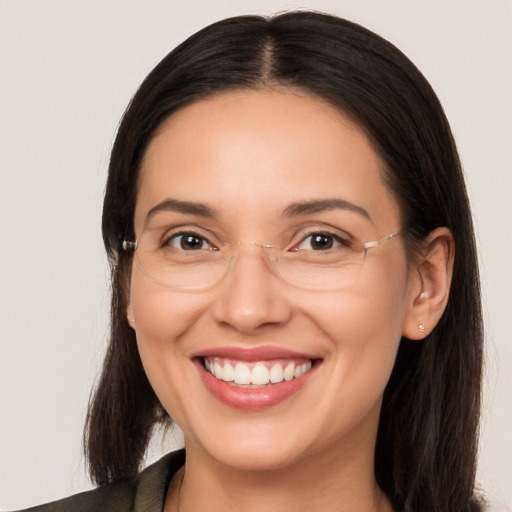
[135, 89, 400, 232]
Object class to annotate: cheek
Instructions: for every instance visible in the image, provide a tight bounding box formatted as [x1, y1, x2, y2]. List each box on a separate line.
[307, 257, 409, 384]
[128, 271, 211, 389]
[129, 271, 207, 343]
[128, 272, 215, 424]
[311, 257, 407, 335]
[314, 293, 403, 377]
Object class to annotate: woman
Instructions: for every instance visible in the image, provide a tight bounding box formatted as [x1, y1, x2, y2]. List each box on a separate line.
[17, 11, 483, 512]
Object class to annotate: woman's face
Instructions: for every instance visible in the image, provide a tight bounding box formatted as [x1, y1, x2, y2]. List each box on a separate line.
[128, 89, 417, 472]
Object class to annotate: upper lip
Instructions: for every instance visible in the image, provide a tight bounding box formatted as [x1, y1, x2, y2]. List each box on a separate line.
[191, 346, 320, 362]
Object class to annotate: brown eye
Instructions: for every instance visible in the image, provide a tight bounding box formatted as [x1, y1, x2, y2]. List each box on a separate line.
[295, 232, 347, 251]
[167, 232, 211, 250]
[310, 234, 334, 250]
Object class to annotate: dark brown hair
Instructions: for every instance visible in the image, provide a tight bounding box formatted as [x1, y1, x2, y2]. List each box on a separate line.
[84, 11, 484, 512]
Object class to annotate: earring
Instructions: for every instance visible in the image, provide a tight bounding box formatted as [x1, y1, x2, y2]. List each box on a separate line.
[418, 324, 425, 332]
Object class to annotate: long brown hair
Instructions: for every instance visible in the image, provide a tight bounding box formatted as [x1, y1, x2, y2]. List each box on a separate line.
[84, 12, 484, 511]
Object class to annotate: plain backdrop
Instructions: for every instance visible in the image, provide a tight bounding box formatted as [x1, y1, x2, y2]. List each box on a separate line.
[1, 1, 511, 510]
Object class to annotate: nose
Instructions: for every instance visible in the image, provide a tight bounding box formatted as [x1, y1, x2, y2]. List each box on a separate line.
[211, 249, 292, 334]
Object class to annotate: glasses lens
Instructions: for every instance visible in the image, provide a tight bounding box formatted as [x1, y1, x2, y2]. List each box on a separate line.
[134, 230, 227, 289]
[272, 246, 365, 290]
[131, 230, 393, 290]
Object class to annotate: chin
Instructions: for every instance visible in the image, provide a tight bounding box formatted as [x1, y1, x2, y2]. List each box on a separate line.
[183, 417, 317, 472]
[200, 438, 309, 473]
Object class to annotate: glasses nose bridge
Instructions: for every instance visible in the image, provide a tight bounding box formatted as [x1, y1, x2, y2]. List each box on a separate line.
[226, 240, 279, 275]
[234, 240, 278, 258]
[236, 239, 276, 249]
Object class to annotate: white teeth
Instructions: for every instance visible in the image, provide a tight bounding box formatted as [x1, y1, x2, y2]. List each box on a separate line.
[222, 363, 234, 382]
[269, 363, 283, 383]
[251, 365, 270, 385]
[295, 361, 311, 378]
[205, 358, 313, 386]
[213, 361, 223, 379]
[234, 362, 251, 385]
[283, 362, 295, 381]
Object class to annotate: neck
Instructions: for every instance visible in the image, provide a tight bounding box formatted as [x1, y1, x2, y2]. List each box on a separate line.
[166, 435, 392, 512]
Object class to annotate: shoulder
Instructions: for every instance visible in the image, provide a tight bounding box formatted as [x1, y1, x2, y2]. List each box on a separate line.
[11, 450, 185, 512]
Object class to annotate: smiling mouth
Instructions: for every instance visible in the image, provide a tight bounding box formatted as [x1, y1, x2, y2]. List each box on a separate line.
[203, 357, 315, 387]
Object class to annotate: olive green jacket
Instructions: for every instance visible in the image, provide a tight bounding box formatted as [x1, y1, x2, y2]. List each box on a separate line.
[14, 450, 185, 512]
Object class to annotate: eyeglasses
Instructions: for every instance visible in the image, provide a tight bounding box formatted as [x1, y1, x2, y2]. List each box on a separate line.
[122, 229, 399, 291]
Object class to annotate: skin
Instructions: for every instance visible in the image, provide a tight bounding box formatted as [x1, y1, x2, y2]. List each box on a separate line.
[126, 89, 454, 512]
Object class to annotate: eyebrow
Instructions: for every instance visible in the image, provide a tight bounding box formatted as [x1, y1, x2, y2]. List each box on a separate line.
[144, 197, 371, 225]
[282, 199, 372, 221]
[145, 199, 217, 224]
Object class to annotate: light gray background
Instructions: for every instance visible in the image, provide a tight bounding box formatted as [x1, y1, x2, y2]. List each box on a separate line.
[1, 1, 511, 510]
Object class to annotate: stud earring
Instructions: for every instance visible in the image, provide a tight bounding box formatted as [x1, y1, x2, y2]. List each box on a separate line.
[418, 324, 425, 332]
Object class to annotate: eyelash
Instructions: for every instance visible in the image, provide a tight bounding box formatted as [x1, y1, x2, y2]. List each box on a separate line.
[161, 228, 352, 252]
[292, 231, 352, 251]
[162, 230, 217, 251]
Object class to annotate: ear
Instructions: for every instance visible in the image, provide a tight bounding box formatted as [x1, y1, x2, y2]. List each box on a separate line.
[121, 259, 136, 329]
[402, 227, 455, 340]
[126, 301, 136, 329]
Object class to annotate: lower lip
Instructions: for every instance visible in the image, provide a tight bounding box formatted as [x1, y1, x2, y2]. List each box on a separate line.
[195, 360, 318, 410]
